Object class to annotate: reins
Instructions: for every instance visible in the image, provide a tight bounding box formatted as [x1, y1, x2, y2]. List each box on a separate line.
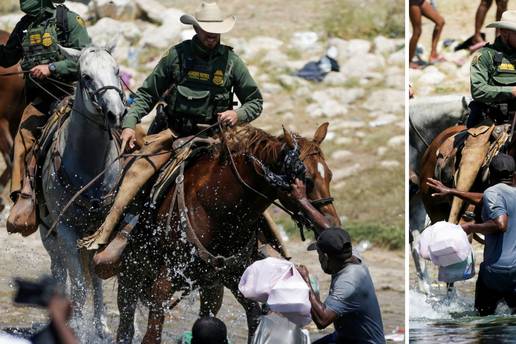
[45, 122, 220, 238]
[217, 122, 316, 239]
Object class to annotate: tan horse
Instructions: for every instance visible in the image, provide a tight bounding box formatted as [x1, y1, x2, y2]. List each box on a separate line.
[0, 29, 26, 207]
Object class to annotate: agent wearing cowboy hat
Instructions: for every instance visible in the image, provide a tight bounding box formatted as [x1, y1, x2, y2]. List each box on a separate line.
[446, 10, 516, 225]
[1, 0, 90, 236]
[84, 2, 263, 268]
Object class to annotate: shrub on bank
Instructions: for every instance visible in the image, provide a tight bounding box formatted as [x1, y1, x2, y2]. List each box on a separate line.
[324, 0, 404, 39]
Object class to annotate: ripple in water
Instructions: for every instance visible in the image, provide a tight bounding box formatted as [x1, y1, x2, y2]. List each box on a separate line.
[410, 289, 516, 343]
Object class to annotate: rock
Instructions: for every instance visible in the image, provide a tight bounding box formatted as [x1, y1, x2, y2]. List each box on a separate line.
[181, 29, 196, 41]
[89, 0, 137, 20]
[285, 60, 310, 71]
[278, 74, 305, 89]
[262, 49, 288, 69]
[323, 72, 348, 86]
[374, 36, 400, 55]
[380, 160, 401, 169]
[340, 54, 385, 78]
[133, 0, 166, 23]
[335, 39, 371, 61]
[417, 66, 446, 85]
[244, 36, 283, 60]
[311, 87, 365, 106]
[66, 1, 89, 18]
[139, 10, 183, 49]
[306, 100, 348, 118]
[88, 18, 141, 46]
[326, 131, 336, 141]
[262, 83, 282, 95]
[289, 31, 320, 53]
[333, 121, 366, 129]
[388, 49, 404, 66]
[369, 115, 398, 127]
[385, 67, 404, 90]
[333, 181, 347, 190]
[295, 86, 312, 99]
[331, 150, 352, 160]
[332, 163, 363, 181]
[336, 137, 353, 145]
[363, 89, 404, 113]
[377, 147, 387, 156]
[0, 13, 23, 31]
[388, 135, 405, 147]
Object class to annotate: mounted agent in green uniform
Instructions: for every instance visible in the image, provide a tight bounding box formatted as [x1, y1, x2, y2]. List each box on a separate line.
[1, 0, 91, 235]
[82, 2, 263, 267]
[448, 10, 516, 224]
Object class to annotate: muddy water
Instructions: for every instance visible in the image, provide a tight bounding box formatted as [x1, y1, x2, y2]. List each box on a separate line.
[0, 208, 404, 343]
[409, 244, 516, 343]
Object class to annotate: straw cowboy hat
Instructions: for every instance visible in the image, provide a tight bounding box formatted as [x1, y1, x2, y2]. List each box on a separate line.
[487, 10, 516, 31]
[180, 2, 236, 34]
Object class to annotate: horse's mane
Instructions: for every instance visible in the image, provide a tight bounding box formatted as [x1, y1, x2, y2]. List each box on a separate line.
[218, 125, 323, 163]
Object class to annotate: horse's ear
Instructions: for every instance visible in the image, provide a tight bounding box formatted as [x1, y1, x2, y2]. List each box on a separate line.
[282, 125, 296, 149]
[105, 34, 119, 55]
[313, 122, 329, 145]
[58, 45, 82, 62]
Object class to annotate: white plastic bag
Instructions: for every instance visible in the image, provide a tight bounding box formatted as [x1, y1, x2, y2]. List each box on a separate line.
[418, 221, 472, 267]
[267, 266, 311, 326]
[238, 257, 294, 303]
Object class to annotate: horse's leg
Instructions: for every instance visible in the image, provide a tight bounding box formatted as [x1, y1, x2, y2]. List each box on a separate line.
[117, 270, 138, 344]
[57, 224, 88, 317]
[40, 225, 67, 286]
[87, 251, 110, 338]
[199, 282, 224, 316]
[142, 266, 174, 344]
[225, 277, 261, 343]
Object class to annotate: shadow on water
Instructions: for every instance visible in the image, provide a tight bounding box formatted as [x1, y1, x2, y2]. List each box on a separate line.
[410, 289, 516, 344]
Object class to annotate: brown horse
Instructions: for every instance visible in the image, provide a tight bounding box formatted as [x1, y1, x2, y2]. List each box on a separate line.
[419, 125, 467, 224]
[0, 30, 26, 202]
[115, 123, 339, 343]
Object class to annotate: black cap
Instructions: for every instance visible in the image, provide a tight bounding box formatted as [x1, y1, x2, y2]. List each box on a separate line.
[308, 227, 352, 259]
[489, 153, 515, 177]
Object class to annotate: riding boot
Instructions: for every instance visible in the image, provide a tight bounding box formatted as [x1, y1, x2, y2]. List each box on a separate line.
[6, 156, 38, 236]
[80, 129, 176, 255]
[448, 125, 494, 223]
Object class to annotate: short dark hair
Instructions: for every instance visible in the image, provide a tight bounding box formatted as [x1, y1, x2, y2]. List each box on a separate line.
[191, 317, 228, 344]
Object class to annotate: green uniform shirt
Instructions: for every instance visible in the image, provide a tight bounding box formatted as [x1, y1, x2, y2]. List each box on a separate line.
[123, 36, 263, 129]
[0, 7, 90, 79]
[471, 37, 516, 105]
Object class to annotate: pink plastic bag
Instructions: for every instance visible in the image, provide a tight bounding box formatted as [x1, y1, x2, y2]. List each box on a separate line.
[238, 257, 294, 303]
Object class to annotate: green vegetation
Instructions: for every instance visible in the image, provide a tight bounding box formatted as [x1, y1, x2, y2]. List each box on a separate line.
[0, 0, 17, 14]
[324, 0, 404, 39]
[277, 217, 404, 250]
[345, 222, 404, 250]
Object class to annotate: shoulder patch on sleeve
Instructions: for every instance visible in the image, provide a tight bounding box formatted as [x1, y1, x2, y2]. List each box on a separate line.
[472, 52, 482, 65]
[76, 15, 86, 27]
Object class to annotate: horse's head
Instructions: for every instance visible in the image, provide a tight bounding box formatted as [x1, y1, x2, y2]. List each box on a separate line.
[277, 123, 340, 229]
[60, 42, 125, 129]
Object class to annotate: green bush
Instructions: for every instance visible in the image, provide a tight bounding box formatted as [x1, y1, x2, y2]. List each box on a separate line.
[324, 0, 404, 39]
[345, 222, 404, 250]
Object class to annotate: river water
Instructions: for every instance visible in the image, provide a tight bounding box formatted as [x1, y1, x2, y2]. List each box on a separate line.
[409, 244, 516, 343]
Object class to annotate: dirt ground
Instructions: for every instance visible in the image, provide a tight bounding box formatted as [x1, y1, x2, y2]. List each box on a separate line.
[417, 1, 516, 56]
[0, 215, 404, 342]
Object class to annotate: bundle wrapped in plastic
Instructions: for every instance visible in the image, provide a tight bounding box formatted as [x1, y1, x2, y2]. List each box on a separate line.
[239, 257, 311, 326]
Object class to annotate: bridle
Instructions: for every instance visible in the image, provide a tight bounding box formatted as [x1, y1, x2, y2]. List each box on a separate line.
[79, 75, 126, 131]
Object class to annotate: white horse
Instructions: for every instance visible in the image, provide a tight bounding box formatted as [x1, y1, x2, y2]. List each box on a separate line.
[39, 45, 125, 338]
